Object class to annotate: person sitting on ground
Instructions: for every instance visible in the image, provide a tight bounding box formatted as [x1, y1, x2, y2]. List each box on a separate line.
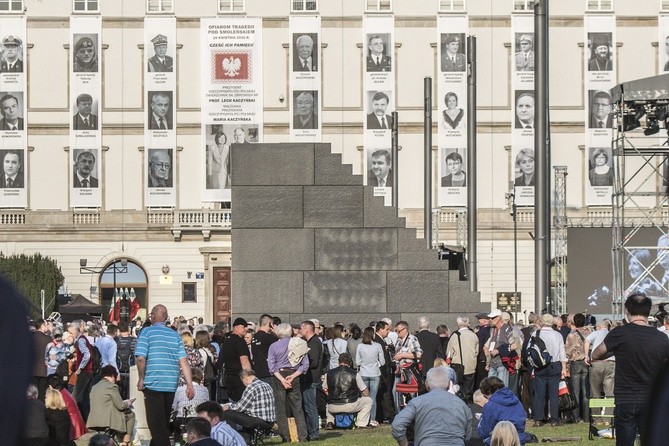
[48, 373, 87, 442]
[491, 420, 521, 446]
[196, 400, 245, 446]
[173, 367, 210, 418]
[44, 386, 72, 446]
[86, 365, 136, 446]
[184, 417, 220, 446]
[477, 376, 530, 445]
[222, 369, 276, 438]
[433, 357, 460, 395]
[20, 384, 49, 446]
[465, 389, 487, 446]
[323, 352, 374, 429]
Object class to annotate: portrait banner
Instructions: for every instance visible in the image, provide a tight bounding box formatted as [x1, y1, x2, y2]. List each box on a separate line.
[0, 17, 26, 208]
[363, 15, 394, 206]
[290, 15, 321, 142]
[437, 15, 468, 207]
[660, 15, 669, 74]
[70, 16, 101, 208]
[145, 17, 176, 207]
[585, 14, 616, 206]
[201, 18, 263, 202]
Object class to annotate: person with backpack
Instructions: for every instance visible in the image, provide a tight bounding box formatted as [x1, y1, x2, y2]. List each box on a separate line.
[115, 322, 137, 400]
[69, 323, 96, 420]
[194, 330, 218, 398]
[565, 313, 591, 423]
[529, 313, 567, 427]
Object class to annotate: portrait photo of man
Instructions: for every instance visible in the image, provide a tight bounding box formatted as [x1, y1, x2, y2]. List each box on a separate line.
[0, 35, 22, 73]
[293, 34, 317, 72]
[233, 127, 251, 144]
[148, 34, 173, 73]
[148, 91, 173, 130]
[514, 91, 534, 129]
[293, 90, 318, 129]
[73, 34, 98, 73]
[72, 93, 98, 131]
[515, 33, 534, 72]
[0, 93, 23, 130]
[147, 149, 173, 188]
[589, 90, 613, 129]
[0, 150, 23, 188]
[72, 150, 98, 188]
[367, 149, 392, 188]
[663, 36, 669, 71]
[588, 33, 612, 71]
[366, 34, 392, 72]
[366, 91, 393, 130]
[441, 33, 466, 72]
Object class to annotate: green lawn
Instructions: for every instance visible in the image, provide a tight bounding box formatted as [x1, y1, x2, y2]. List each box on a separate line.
[75, 421, 615, 445]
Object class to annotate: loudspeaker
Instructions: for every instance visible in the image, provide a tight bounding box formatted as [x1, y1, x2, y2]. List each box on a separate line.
[438, 245, 468, 281]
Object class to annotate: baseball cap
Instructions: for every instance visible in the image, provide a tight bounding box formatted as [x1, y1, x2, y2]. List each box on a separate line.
[232, 317, 248, 327]
[487, 309, 503, 319]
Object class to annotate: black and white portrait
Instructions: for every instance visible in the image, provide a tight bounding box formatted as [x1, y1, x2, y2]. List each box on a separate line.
[293, 90, 318, 130]
[0, 149, 24, 188]
[588, 90, 613, 129]
[73, 33, 98, 73]
[514, 33, 534, 72]
[588, 147, 614, 187]
[514, 90, 534, 130]
[366, 33, 392, 72]
[147, 33, 173, 72]
[72, 93, 98, 131]
[366, 90, 393, 130]
[440, 33, 466, 72]
[0, 35, 23, 73]
[441, 149, 466, 188]
[147, 148, 173, 188]
[587, 32, 613, 72]
[366, 148, 392, 188]
[293, 33, 318, 72]
[147, 91, 173, 130]
[0, 92, 23, 131]
[72, 149, 99, 188]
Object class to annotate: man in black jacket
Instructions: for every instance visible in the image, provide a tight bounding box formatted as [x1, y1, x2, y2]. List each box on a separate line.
[474, 313, 491, 389]
[416, 317, 444, 377]
[374, 320, 395, 423]
[300, 320, 325, 441]
[323, 353, 373, 429]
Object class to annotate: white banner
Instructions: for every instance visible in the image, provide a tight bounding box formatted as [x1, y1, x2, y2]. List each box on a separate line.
[585, 15, 616, 206]
[290, 16, 321, 142]
[511, 15, 535, 207]
[70, 16, 101, 208]
[0, 17, 26, 208]
[660, 15, 669, 73]
[144, 17, 176, 207]
[437, 15, 468, 208]
[363, 15, 394, 206]
[201, 18, 263, 202]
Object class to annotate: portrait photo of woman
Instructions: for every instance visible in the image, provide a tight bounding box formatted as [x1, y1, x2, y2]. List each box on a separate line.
[441, 92, 465, 130]
[588, 147, 614, 187]
[514, 148, 535, 187]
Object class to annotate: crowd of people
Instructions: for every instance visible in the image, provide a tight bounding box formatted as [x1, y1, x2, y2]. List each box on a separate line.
[21, 293, 669, 446]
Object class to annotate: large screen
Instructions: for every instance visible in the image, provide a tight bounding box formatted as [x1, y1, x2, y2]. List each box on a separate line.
[567, 227, 669, 316]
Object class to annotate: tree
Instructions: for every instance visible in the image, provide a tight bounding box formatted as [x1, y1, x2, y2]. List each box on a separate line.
[0, 252, 64, 319]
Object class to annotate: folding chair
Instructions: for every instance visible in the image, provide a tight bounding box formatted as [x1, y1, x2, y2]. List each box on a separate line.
[588, 397, 615, 440]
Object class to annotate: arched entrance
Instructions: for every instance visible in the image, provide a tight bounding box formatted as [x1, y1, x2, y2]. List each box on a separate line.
[99, 259, 148, 322]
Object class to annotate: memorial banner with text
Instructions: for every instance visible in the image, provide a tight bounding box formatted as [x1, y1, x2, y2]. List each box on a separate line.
[201, 17, 263, 202]
[290, 15, 321, 142]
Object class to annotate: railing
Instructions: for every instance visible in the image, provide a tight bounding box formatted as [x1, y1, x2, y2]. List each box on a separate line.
[0, 212, 25, 225]
[175, 209, 231, 228]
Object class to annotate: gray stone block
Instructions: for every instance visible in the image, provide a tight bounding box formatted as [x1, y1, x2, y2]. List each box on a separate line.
[293, 313, 402, 327]
[231, 272, 304, 313]
[387, 271, 450, 313]
[304, 271, 387, 313]
[315, 228, 397, 270]
[232, 186, 303, 229]
[363, 187, 405, 227]
[231, 143, 314, 186]
[448, 275, 485, 313]
[232, 229, 314, 271]
[304, 186, 363, 228]
[397, 228, 449, 271]
[315, 145, 361, 186]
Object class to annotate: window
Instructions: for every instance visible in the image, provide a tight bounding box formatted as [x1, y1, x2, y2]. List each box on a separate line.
[291, 0, 317, 12]
[146, 0, 173, 13]
[513, 0, 535, 11]
[586, 0, 613, 10]
[73, 0, 99, 12]
[0, 0, 23, 12]
[439, 0, 465, 12]
[663, 0, 669, 12]
[219, 0, 245, 13]
[365, 0, 392, 12]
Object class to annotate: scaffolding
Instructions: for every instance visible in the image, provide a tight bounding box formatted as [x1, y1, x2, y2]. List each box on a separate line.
[611, 74, 669, 319]
[553, 166, 568, 315]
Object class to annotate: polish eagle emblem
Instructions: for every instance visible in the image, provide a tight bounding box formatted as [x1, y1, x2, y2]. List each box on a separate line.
[222, 56, 242, 77]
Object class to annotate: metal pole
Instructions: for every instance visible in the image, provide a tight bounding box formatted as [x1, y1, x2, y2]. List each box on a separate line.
[534, 0, 550, 313]
[391, 111, 399, 215]
[467, 36, 478, 292]
[513, 197, 518, 323]
[112, 260, 116, 322]
[424, 77, 432, 249]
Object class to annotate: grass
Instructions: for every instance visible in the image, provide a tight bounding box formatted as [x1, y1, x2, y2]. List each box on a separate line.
[74, 420, 616, 445]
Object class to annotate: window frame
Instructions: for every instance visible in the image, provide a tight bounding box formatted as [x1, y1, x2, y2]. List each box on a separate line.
[663, 0, 669, 12]
[72, 0, 100, 13]
[0, 0, 24, 13]
[586, 0, 614, 11]
[364, 0, 392, 13]
[146, 0, 173, 14]
[439, 0, 465, 12]
[218, 0, 245, 14]
[512, 0, 535, 12]
[291, 0, 318, 12]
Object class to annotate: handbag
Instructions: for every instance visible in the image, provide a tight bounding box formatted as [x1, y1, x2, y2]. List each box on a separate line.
[558, 380, 577, 412]
[449, 331, 465, 385]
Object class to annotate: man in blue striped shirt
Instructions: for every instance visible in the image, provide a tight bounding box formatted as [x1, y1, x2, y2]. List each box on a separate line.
[136, 304, 194, 446]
